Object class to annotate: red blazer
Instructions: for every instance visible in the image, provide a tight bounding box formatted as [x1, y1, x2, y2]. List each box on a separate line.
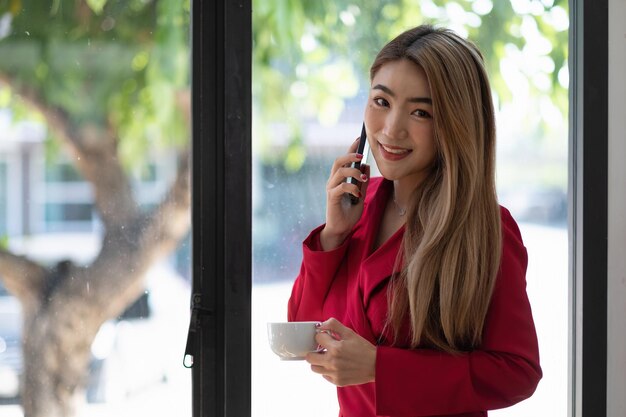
[288, 177, 542, 417]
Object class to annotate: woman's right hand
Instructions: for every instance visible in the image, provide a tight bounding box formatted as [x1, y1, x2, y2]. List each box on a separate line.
[320, 139, 370, 251]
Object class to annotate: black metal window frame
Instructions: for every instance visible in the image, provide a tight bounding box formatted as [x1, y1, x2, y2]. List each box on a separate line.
[570, 0, 608, 416]
[187, 0, 609, 416]
[189, 0, 252, 416]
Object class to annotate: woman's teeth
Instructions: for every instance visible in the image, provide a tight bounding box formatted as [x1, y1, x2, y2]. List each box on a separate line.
[381, 144, 410, 154]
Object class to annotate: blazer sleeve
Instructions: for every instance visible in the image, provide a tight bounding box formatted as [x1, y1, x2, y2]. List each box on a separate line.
[374, 208, 542, 416]
[288, 224, 351, 321]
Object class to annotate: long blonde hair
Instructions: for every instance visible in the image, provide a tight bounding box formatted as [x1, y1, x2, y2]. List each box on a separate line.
[372, 25, 502, 353]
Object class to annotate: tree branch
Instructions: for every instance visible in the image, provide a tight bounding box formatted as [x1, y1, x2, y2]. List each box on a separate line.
[0, 74, 74, 145]
[0, 249, 46, 303]
[84, 148, 190, 311]
[140, 148, 191, 259]
[127, 89, 192, 263]
[74, 124, 139, 226]
[0, 74, 139, 227]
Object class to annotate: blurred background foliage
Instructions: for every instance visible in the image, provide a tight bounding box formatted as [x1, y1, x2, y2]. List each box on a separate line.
[0, 0, 568, 183]
[252, 0, 569, 187]
[0, 0, 190, 173]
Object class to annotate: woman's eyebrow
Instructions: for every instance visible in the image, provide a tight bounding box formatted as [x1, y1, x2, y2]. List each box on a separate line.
[372, 83, 432, 104]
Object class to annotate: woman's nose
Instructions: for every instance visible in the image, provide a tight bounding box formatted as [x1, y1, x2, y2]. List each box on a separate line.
[382, 111, 408, 141]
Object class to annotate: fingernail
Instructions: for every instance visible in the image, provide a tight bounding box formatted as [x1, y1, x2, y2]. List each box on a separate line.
[355, 153, 363, 159]
[360, 174, 368, 181]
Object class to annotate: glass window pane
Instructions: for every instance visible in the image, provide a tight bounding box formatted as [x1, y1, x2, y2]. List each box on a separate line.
[252, 2, 568, 416]
[0, 1, 191, 416]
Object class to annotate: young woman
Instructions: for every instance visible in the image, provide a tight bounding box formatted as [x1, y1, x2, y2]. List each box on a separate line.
[288, 25, 542, 417]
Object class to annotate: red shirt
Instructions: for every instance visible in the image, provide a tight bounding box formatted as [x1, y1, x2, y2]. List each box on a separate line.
[288, 177, 542, 417]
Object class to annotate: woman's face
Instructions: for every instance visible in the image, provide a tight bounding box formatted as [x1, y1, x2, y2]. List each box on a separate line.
[364, 59, 437, 187]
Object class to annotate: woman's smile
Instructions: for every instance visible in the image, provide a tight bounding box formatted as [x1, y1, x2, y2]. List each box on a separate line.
[378, 141, 413, 161]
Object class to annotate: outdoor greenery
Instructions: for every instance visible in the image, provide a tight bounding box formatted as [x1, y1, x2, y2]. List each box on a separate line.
[253, 0, 569, 188]
[0, 0, 190, 169]
[0, 2, 192, 416]
[1, 0, 569, 176]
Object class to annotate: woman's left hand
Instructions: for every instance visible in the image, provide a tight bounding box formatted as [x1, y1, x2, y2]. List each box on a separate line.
[305, 318, 377, 387]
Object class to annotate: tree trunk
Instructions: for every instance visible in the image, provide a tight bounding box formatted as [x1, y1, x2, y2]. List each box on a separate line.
[16, 232, 185, 417]
[1, 168, 190, 417]
[12, 261, 97, 417]
[0, 73, 191, 417]
[21, 303, 96, 417]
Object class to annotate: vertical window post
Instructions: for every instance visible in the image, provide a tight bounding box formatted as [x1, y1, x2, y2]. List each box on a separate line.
[189, 1, 252, 416]
[570, 0, 608, 416]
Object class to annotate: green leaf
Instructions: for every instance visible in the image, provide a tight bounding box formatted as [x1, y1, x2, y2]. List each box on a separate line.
[85, 0, 107, 15]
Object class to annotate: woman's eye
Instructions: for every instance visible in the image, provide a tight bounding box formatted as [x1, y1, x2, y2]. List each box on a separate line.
[413, 109, 432, 118]
[374, 97, 389, 107]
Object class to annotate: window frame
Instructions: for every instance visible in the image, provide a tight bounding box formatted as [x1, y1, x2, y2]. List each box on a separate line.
[189, 0, 611, 416]
[190, 0, 252, 416]
[570, 0, 608, 416]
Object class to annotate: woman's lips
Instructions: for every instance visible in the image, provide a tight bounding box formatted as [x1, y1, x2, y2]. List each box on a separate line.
[378, 142, 412, 161]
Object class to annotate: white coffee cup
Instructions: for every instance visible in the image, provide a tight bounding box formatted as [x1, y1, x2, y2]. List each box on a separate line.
[267, 321, 321, 360]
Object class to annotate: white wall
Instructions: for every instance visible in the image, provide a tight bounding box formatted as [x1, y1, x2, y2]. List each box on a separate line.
[607, 0, 626, 415]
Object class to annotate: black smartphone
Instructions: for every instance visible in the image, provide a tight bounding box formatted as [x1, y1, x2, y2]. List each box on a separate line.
[346, 123, 370, 204]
